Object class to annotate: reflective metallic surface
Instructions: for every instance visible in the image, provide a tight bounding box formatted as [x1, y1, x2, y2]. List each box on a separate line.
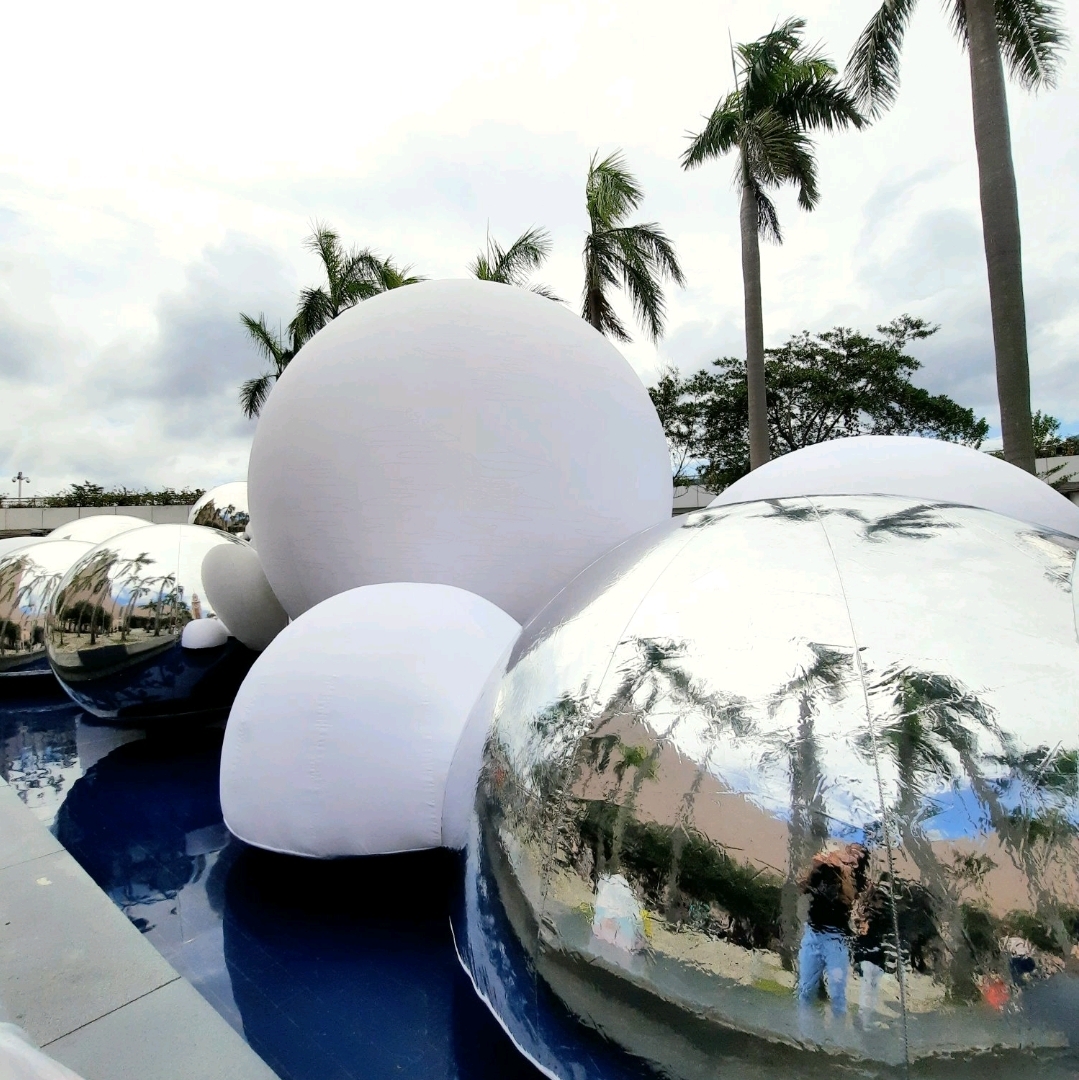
[0, 540, 92, 673]
[189, 482, 250, 537]
[46, 524, 257, 722]
[457, 496, 1079, 1078]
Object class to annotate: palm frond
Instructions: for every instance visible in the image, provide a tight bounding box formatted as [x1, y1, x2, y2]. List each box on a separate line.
[239, 313, 287, 365]
[773, 71, 865, 131]
[992, 0, 1067, 89]
[586, 151, 644, 228]
[303, 223, 345, 292]
[754, 183, 783, 244]
[681, 96, 742, 170]
[530, 282, 564, 302]
[239, 373, 275, 419]
[498, 226, 552, 282]
[846, 0, 920, 118]
[289, 286, 334, 348]
[472, 226, 555, 294]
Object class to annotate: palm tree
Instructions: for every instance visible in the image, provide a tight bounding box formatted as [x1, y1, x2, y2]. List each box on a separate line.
[582, 151, 685, 343]
[469, 226, 562, 300]
[846, 0, 1065, 474]
[239, 223, 423, 418]
[682, 19, 864, 471]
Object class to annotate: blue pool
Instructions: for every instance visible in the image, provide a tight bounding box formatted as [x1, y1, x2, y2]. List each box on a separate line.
[0, 684, 541, 1080]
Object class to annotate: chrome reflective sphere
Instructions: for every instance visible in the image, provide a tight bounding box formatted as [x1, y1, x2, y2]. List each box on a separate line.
[189, 482, 249, 537]
[0, 540, 92, 673]
[46, 524, 257, 722]
[457, 496, 1079, 1079]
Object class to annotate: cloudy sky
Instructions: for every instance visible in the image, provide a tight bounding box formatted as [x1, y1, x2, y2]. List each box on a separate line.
[2, 0, 1076, 494]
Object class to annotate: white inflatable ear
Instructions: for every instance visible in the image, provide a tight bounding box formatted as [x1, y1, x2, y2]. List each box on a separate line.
[219, 582, 521, 857]
[180, 618, 230, 649]
[201, 543, 288, 652]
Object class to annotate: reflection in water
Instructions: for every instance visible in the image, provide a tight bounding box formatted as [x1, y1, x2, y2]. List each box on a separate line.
[0, 697, 82, 825]
[2, 694, 539, 1080]
[458, 495, 1079, 1078]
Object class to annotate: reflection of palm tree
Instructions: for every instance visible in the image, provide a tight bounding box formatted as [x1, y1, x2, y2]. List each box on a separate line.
[116, 551, 154, 642]
[590, 637, 754, 888]
[769, 643, 856, 957]
[61, 550, 118, 646]
[870, 666, 1079, 982]
[0, 555, 30, 655]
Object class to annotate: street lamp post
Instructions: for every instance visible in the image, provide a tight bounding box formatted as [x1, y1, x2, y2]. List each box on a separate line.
[11, 471, 30, 502]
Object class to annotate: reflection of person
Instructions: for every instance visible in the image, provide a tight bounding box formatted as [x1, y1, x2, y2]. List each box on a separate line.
[796, 844, 867, 1015]
[852, 871, 890, 1022]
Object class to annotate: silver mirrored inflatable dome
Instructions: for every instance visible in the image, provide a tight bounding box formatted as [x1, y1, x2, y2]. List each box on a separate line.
[189, 482, 249, 537]
[456, 496, 1079, 1079]
[46, 523, 257, 722]
[0, 540, 92, 673]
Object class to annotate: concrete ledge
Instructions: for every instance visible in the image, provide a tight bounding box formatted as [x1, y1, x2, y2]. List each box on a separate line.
[0, 779, 276, 1080]
[0, 505, 193, 535]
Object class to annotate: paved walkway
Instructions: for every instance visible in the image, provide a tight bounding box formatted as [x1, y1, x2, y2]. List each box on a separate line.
[0, 777, 277, 1080]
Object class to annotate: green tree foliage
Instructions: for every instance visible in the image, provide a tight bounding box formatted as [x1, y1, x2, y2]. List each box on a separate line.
[582, 151, 685, 343]
[469, 226, 562, 300]
[651, 316, 988, 491]
[43, 483, 204, 507]
[682, 19, 864, 471]
[240, 223, 422, 418]
[847, 0, 1067, 474]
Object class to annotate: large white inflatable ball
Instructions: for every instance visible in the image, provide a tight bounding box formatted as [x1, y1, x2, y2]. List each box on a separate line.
[0, 535, 46, 559]
[219, 582, 521, 857]
[710, 435, 1079, 536]
[200, 543, 288, 651]
[247, 279, 672, 624]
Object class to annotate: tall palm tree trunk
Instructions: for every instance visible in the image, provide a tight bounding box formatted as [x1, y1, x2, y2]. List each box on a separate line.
[586, 283, 604, 333]
[966, 0, 1035, 473]
[740, 175, 770, 470]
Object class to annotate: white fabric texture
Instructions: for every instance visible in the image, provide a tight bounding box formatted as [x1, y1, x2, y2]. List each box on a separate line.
[200, 543, 288, 651]
[180, 618, 229, 649]
[0, 1024, 85, 1080]
[219, 582, 521, 857]
[247, 279, 672, 624]
[48, 515, 150, 544]
[709, 435, 1079, 537]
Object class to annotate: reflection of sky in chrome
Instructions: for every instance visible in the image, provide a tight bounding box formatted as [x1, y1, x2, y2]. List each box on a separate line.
[494, 496, 1079, 846]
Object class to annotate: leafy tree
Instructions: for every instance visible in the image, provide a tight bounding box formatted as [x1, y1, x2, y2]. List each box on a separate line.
[469, 226, 562, 300]
[582, 151, 685, 343]
[681, 19, 864, 472]
[43, 484, 204, 508]
[847, 0, 1066, 475]
[240, 224, 422, 418]
[651, 316, 988, 491]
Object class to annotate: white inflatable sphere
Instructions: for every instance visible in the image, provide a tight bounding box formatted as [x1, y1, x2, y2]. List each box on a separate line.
[0, 535, 46, 559]
[200, 543, 287, 652]
[219, 582, 521, 857]
[710, 435, 1079, 536]
[49, 515, 150, 544]
[248, 279, 672, 623]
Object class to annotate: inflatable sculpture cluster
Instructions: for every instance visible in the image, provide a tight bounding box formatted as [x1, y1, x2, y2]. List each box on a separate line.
[5, 279, 1079, 1076]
